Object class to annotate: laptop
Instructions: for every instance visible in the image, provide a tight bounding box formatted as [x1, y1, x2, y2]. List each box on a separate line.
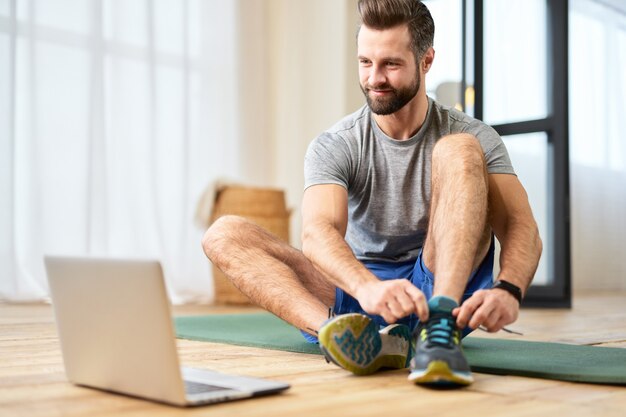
[44, 256, 290, 407]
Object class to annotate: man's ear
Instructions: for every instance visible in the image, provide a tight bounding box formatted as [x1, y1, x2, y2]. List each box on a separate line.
[422, 47, 435, 73]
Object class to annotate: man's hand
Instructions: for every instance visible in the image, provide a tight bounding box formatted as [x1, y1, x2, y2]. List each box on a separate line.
[452, 289, 519, 332]
[355, 279, 429, 324]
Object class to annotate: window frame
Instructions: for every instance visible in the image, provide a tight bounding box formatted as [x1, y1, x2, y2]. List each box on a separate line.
[471, 0, 571, 307]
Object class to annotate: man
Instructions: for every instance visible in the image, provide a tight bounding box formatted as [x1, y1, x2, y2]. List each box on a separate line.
[202, 0, 541, 386]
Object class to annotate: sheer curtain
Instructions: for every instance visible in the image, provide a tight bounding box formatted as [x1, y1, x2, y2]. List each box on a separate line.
[570, 0, 626, 290]
[0, 0, 243, 302]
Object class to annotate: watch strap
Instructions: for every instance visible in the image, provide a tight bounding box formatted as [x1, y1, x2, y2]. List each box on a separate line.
[492, 279, 523, 304]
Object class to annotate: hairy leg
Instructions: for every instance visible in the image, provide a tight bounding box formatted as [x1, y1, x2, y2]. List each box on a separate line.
[422, 134, 492, 303]
[202, 215, 334, 335]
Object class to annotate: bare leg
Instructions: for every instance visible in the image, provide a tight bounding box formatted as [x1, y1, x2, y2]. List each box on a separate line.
[422, 134, 492, 303]
[202, 215, 334, 335]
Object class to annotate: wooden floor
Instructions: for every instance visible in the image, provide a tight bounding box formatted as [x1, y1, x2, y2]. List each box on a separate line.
[1, 291, 625, 417]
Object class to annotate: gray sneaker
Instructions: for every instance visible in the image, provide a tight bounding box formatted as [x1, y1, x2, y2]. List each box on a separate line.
[408, 296, 473, 386]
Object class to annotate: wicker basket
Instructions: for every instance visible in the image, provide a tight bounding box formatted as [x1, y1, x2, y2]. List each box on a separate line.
[210, 186, 290, 305]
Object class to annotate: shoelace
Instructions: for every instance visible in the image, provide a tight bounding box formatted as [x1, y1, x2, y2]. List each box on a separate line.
[423, 313, 457, 348]
[424, 318, 524, 338]
[414, 313, 516, 348]
[478, 325, 524, 336]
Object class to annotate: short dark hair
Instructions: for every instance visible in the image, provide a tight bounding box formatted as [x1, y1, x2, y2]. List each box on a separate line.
[357, 0, 435, 62]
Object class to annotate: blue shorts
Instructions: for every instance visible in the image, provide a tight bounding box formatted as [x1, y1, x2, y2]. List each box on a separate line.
[301, 239, 495, 343]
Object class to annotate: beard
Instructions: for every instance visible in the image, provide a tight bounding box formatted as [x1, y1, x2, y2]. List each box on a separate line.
[361, 72, 420, 115]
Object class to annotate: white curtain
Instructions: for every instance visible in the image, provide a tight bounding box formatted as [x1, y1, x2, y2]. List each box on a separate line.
[569, 0, 626, 290]
[0, 0, 243, 302]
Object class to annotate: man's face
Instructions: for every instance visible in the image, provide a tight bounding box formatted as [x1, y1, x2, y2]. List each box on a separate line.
[357, 24, 420, 115]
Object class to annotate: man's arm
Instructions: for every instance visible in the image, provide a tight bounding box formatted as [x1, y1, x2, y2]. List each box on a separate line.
[301, 184, 428, 324]
[454, 173, 542, 331]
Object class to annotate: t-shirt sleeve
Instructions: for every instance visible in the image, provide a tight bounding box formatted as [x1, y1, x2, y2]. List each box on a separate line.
[304, 133, 353, 190]
[463, 120, 516, 175]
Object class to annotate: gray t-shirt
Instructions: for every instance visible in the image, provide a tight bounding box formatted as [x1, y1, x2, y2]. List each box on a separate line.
[304, 97, 515, 263]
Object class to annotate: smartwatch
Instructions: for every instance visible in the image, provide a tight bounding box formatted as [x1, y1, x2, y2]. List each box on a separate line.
[492, 280, 523, 304]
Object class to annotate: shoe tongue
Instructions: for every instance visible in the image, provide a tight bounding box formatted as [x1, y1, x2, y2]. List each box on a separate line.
[428, 296, 459, 314]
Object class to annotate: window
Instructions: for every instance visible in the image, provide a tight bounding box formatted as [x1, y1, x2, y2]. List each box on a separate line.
[477, 0, 570, 306]
[427, 0, 570, 306]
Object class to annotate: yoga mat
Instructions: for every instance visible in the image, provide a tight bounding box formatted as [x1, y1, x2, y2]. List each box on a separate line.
[174, 313, 626, 385]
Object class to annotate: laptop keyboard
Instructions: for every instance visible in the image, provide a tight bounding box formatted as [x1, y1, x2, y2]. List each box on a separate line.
[184, 380, 229, 395]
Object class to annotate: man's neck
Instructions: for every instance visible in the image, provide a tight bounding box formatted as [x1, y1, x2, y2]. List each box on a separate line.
[372, 93, 429, 140]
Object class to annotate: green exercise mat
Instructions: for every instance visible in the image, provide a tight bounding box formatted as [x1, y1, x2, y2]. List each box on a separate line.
[174, 313, 626, 385]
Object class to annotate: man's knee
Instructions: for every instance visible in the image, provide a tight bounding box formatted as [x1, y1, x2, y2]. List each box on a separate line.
[202, 215, 248, 261]
[432, 134, 485, 174]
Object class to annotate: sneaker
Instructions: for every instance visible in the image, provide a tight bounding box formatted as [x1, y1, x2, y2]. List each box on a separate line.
[318, 313, 412, 376]
[408, 296, 473, 386]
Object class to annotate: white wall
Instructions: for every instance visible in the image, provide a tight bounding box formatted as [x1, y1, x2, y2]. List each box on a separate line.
[263, 0, 361, 247]
[234, 1, 272, 185]
[569, 0, 626, 291]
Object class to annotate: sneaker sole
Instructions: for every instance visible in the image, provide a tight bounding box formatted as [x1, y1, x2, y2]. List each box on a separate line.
[408, 360, 474, 386]
[318, 314, 410, 376]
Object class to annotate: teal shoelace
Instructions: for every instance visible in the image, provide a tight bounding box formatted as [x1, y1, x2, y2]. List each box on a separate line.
[425, 313, 456, 347]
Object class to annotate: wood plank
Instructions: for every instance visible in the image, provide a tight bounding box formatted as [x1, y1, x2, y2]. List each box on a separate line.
[0, 291, 625, 417]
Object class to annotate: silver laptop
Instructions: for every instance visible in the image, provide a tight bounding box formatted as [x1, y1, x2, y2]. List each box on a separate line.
[45, 256, 290, 407]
